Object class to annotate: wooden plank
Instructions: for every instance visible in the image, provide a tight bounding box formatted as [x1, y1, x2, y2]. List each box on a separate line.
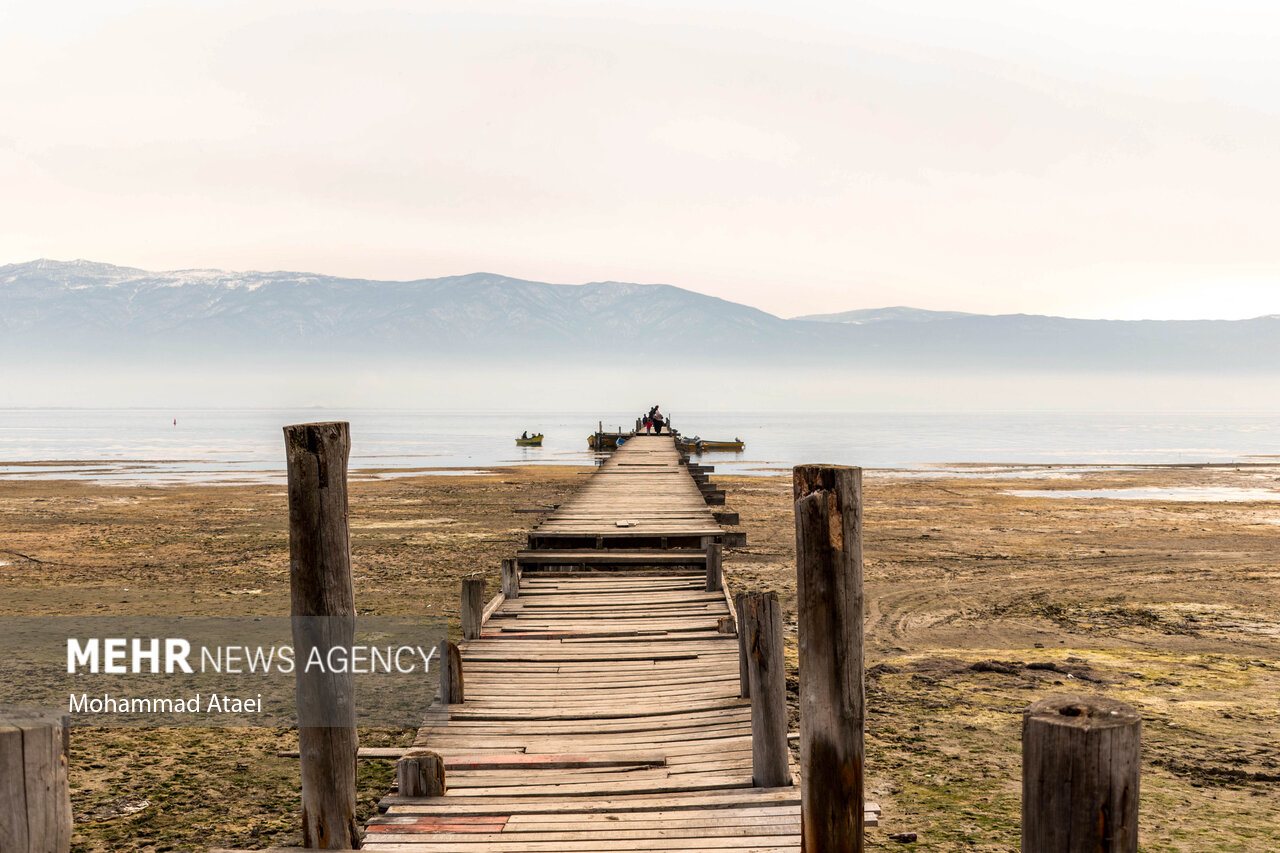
[383, 786, 802, 814]
[361, 834, 801, 849]
[517, 550, 709, 566]
[275, 751, 668, 770]
[481, 591, 505, 624]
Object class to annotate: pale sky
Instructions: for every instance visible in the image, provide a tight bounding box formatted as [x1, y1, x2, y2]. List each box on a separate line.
[2, 0, 1278, 320]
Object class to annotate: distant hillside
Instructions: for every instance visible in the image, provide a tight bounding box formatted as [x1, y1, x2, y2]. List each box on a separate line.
[3, 259, 1279, 372]
[0, 260, 799, 360]
[793, 306, 977, 324]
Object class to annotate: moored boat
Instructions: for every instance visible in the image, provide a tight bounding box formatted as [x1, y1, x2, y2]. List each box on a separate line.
[676, 436, 745, 453]
[588, 431, 629, 451]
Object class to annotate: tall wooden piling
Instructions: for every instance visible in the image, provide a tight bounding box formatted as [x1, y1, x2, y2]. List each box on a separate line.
[462, 578, 485, 640]
[1023, 695, 1141, 853]
[0, 706, 72, 853]
[742, 591, 790, 788]
[284, 421, 361, 850]
[735, 592, 749, 698]
[501, 558, 520, 599]
[794, 464, 864, 853]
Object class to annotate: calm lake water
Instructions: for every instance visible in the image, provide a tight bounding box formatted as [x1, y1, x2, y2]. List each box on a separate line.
[0, 409, 1278, 484]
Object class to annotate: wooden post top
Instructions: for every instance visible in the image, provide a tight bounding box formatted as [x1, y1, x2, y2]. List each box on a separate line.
[0, 705, 69, 726]
[1025, 695, 1142, 731]
[793, 464, 862, 500]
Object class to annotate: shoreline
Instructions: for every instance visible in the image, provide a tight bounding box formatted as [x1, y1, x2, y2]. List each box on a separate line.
[3, 457, 1280, 488]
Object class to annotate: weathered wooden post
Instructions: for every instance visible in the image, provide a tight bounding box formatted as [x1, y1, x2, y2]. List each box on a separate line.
[396, 748, 446, 797]
[438, 640, 463, 705]
[284, 421, 361, 849]
[501, 557, 520, 599]
[0, 706, 72, 853]
[794, 464, 864, 853]
[742, 591, 790, 788]
[461, 578, 485, 640]
[1023, 695, 1141, 853]
[705, 542, 723, 592]
[735, 592, 749, 699]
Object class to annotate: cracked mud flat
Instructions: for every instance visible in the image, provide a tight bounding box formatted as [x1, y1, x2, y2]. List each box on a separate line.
[1, 463, 1277, 851]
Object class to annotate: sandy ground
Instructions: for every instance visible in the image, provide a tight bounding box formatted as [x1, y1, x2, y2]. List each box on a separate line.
[1, 462, 1277, 851]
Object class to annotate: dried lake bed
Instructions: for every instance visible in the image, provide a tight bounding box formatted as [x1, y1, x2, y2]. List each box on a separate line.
[1, 462, 1276, 851]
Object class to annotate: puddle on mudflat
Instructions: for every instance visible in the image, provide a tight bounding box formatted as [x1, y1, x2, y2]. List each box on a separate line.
[877, 466, 1148, 480]
[0, 462, 491, 486]
[1006, 487, 1280, 502]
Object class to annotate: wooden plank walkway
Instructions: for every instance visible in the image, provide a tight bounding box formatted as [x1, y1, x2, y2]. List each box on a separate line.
[366, 570, 807, 851]
[525, 435, 723, 553]
[360, 435, 876, 850]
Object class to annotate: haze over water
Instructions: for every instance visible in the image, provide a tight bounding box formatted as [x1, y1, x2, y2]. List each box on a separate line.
[2, 409, 1278, 485]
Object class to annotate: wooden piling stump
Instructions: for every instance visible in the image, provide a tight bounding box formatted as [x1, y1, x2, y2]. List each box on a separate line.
[284, 421, 361, 850]
[794, 464, 864, 853]
[1023, 694, 1141, 853]
[0, 706, 72, 853]
[396, 748, 446, 797]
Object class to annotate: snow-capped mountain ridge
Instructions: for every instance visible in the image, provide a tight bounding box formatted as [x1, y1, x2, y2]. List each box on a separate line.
[3, 260, 1279, 372]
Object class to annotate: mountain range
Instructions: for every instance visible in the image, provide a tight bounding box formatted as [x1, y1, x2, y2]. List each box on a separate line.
[3, 259, 1278, 372]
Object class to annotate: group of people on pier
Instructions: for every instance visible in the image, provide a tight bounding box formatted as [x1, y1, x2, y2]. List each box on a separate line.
[641, 405, 667, 435]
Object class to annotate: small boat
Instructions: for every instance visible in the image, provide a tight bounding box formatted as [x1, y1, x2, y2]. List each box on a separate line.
[516, 434, 544, 447]
[588, 431, 630, 451]
[677, 436, 745, 453]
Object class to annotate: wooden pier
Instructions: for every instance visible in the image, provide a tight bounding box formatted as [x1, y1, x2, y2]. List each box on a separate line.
[361, 435, 859, 851]
[523, 435, 725, 556]
[204, 424, 1142, 853]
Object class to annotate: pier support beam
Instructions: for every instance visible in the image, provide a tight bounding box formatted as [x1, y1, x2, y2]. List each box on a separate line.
[742, 591, 790, 788]
[735, 593, 750, 699]
[1023, 695, 1141, 853]
[0, 706, 72, 853]
[284, 421, 361, 850]
[794, 464, 864, 853]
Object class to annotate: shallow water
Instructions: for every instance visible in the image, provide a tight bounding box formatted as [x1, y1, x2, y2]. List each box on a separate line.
[1005, 486, 1280, 502]
[3, 408, 1280, 484]
[876, 466, 1146, 480]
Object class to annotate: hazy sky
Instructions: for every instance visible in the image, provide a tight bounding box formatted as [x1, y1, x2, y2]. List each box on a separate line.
[3, 0, 1278, 320]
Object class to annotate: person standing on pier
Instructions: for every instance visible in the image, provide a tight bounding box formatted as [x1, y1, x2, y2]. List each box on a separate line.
[650, 405, 665, 435]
